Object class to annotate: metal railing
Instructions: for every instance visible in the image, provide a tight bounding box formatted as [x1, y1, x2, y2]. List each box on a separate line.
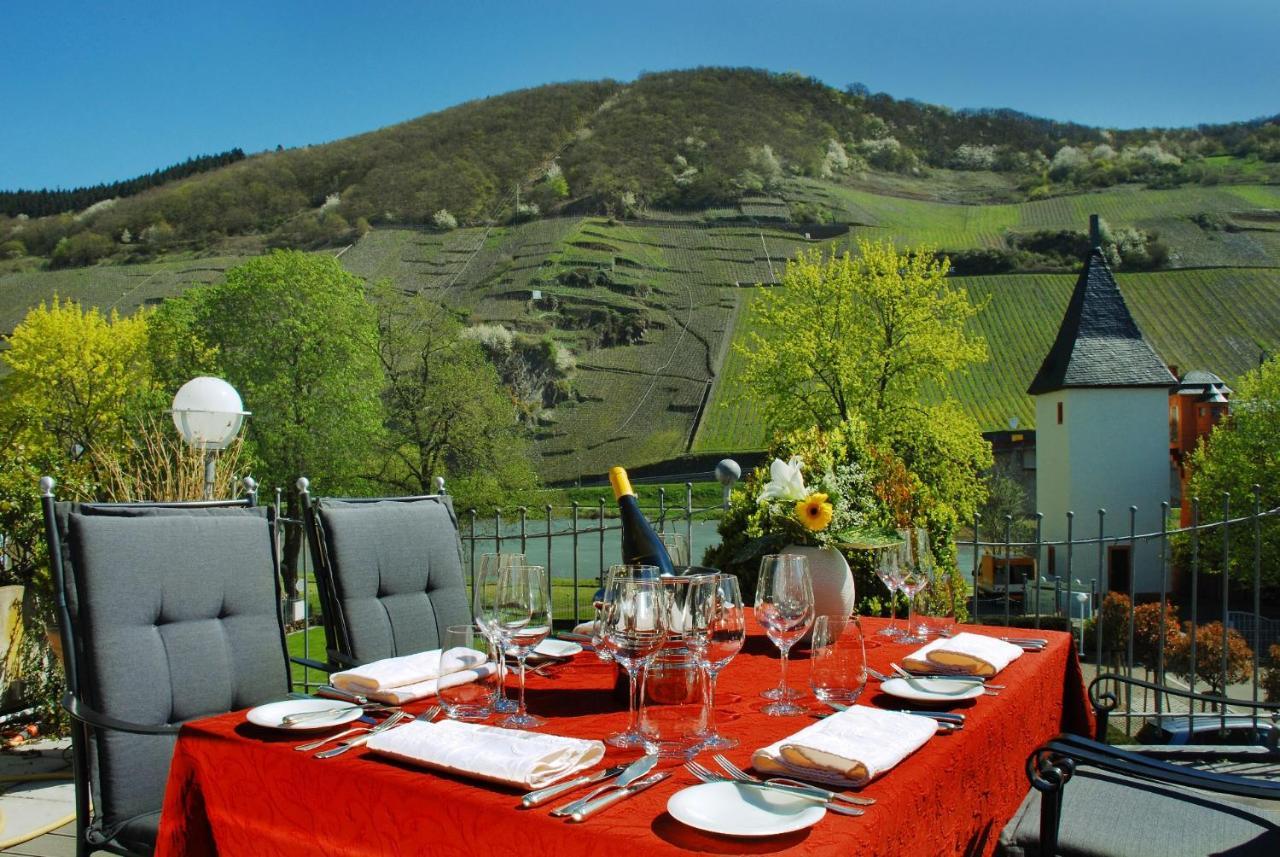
[960, 489, 1280, 737]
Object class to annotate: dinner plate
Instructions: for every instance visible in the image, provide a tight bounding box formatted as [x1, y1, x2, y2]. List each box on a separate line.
[245, 699, 363, 731]
[533, 638, 582, 659]
[666, 781, 826, 837]
[879, 677, 984, 704]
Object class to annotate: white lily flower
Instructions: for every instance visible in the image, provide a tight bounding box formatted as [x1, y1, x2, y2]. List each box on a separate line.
[758, 456, 808, 503]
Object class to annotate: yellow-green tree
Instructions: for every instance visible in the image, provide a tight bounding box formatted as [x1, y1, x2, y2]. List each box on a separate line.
[738, 240, 987, 435]
[1, 296, 155, 463]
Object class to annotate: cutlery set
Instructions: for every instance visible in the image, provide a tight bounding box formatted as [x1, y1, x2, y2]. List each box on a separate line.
[540, 754, 667, 822]
[293, 706, 440, 756]
[683, 757, 871, 817]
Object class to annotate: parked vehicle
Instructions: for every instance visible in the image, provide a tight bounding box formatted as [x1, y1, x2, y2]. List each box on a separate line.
[1137, 714, 1280, 749]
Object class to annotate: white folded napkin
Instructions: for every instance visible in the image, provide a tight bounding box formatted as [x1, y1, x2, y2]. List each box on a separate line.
[901, 632, 1023, 678]
[752, 706, 935, 787]
[366, 719, 605, 788]
[331, 648, 493, 704]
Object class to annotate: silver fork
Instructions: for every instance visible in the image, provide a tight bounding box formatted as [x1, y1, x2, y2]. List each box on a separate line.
[313, 710, 412, 758]
[712, 754, 875, 806]
[683, 762, 864, 817]
[295, 725, 371, 752]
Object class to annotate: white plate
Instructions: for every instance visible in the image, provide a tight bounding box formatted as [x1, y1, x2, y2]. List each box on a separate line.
[245, 699, 363, 731]
[879, 677, 984, 704]
[667, 781, 826, 837]
[533, 638, 582, 658]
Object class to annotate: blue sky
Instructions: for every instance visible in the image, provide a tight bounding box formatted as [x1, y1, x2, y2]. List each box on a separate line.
[3, 0, 1277, 190]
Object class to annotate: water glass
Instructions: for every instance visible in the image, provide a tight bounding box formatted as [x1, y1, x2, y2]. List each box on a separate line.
[439, 624, 497, 721]
[659, 531, 690, 567]
[492, 565, 552, 729]
[754, 554, 814, 716]
[809, 615, 867, 707]
[639, 648, 708, 758]
[473, 553, 525, 713]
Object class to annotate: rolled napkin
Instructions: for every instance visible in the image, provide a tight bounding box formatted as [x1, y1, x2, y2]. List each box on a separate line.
[752, 706, 935, 787]
[901, 632, 1023, 678]
[366, 719, 605, 788]
[571, 619, 599, 637]
[331, 648, 493, 705]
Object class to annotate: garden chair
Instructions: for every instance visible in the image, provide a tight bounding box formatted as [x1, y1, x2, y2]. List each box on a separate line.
[1000, 672, 1280, 856]
[39, 476, 290, 857]
[298, 478, 470, 669]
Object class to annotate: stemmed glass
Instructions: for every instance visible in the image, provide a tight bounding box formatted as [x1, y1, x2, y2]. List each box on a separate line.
[492, 564, 552, 729]
[473, 553, 525, 713]
[599, 566, 667, 748]
[689, 573, 745, 749]
[898, 529, 932, 644]
[875, 540, 906, 637]
[754, 555, 814, 716]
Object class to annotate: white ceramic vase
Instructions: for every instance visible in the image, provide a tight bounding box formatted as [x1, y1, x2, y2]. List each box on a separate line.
[781, 545, 856, 620]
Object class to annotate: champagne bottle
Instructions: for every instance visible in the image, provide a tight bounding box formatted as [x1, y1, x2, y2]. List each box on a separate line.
[609, 466, 676, 576]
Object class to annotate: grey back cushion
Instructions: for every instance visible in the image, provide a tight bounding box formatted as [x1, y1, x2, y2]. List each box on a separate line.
[317, 497, 470, 661]
[63, 505, 287, 832]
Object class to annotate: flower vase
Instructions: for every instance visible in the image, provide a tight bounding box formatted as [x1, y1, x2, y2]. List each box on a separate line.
[781, 545, 855, 621]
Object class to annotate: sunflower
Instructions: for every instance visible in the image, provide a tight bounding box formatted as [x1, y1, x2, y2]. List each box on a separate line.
[796, 492, 834, 532]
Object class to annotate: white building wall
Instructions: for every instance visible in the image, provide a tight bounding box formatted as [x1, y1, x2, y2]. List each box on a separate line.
[1034, 387, 1170, 593]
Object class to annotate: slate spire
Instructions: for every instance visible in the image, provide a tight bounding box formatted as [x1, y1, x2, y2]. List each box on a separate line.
[1027, 216, 1176, 395]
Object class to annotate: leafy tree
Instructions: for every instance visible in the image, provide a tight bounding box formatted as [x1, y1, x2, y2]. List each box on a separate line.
[168, 251, 386, 598]
[370, 285, 536, 509]
[1263, 644, 1280, 703]
[737, 240, 987, 435]
[0, 297, 154, 464]
[1183, 355, 1280, 588]
[49, 231, 113, 268]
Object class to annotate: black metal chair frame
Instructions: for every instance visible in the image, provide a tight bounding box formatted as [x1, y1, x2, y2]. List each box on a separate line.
[1026, 672, 1280, 857]
[39, 476, 269, 857]
[297, 480, 461, 673]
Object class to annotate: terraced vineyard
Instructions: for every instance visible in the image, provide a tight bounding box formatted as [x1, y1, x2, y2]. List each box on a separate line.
[695, 268, 1280, 452]
[5, 177, 1280, 479]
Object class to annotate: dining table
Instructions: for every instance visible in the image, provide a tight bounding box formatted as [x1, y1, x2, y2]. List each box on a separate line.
[154, 616, 1092, 857]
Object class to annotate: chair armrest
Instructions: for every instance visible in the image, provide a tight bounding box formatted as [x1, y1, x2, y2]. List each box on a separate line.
[290, 655, 335, 673]
[62, 694, 181, 736]
[1033, 733, 1280, 801]
[1088, 672, 1280, 741]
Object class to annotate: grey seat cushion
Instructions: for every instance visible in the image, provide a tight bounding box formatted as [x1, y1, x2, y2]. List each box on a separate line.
[94, 809, 160, 856]
[999, 767, 1280, 856]
[317, 497, 470, 661]
[63, 505, 288, 835]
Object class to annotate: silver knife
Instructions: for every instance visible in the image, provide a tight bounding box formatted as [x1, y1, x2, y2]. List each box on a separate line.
[569, 771, 670, 822]
[550, 754, 658, 816]
[521, 765, 626, 808]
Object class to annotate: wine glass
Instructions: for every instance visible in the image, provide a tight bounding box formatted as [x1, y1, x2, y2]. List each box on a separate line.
[875, 538, 906, 638]
[898, 529, 932, 644]
[473, 553, 525, 713]
[600, 566, 667, 748]
[754, 554, 814, 716]
[492, 564, 552, 729]
[810, 615, 867, 707]
[659, 531, 690, 568]
[689, 573, 745, 749]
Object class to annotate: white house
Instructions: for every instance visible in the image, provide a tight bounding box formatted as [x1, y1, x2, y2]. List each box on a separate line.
[1029, 216, 1176, 595]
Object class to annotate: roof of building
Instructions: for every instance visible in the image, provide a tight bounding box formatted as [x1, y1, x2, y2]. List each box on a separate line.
[1027, 248, 1177, 395]
[1177, 369, 1232, 397]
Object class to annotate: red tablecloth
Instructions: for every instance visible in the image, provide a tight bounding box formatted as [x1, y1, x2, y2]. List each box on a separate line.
[156, 618, 1091, 857]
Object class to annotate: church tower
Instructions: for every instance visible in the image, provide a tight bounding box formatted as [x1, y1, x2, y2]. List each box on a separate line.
[1029, 216, 1176, 595]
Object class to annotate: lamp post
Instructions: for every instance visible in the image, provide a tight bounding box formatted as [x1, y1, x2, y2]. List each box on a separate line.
[171, 377, 250, 498]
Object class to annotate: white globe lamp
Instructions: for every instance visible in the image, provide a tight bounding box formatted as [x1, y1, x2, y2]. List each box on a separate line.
[171, 377, 250, 497]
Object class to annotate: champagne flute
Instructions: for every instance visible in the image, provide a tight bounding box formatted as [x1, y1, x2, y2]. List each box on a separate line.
[493, 565, 552, 729]
[473, 553, 525, 713]
[810, 615, 867, 707]
[689, 573, 745, 749]
[899, 529, 932, 644]
[600, 566, 666, 748]
[754, 555, 814, 716]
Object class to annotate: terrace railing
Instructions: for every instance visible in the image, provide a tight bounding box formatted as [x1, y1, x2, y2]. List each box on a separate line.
[960, 489, 1280, 737]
